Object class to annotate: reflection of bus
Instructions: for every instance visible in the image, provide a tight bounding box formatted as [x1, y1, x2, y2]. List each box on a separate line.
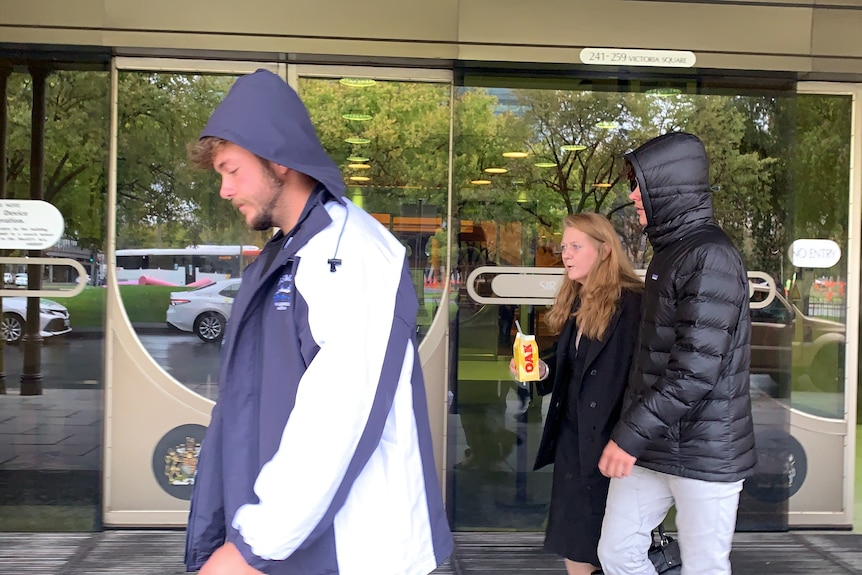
[115, 245, 261, 285]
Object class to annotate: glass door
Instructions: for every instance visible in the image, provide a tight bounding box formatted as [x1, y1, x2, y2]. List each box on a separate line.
[104, 59, 281, 525]
[789, 82, 860, 529]
[447, 75, 859, 531]
[105, 61, 456, 525]
[0, 63, 110, 532]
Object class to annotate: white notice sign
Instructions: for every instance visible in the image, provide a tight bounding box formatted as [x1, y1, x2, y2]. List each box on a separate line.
[788, 239, 841, 268]
[0, 199, 64, 249]
[580, 48, 696, 68]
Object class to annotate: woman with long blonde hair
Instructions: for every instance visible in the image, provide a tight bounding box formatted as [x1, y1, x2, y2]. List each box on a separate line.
[512, 212, 642, 575]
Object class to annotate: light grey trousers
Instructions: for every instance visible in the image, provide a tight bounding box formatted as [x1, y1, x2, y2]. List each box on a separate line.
[597, 465, 744, 575]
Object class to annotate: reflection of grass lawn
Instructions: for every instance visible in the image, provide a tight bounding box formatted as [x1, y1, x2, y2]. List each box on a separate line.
[0, 505, 95, 531]
[458, 357, 512, 381]
[791, 392, 844, 419]
[417, 291, 458, 328]
[53, 285, 183, 328]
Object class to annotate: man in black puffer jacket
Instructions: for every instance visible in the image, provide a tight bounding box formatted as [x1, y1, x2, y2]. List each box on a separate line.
[597, 132, 756, 575]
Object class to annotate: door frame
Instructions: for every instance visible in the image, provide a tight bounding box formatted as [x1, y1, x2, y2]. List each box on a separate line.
[790, 82, 862, 527]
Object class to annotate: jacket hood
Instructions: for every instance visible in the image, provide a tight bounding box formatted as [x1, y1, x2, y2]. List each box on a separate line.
[201, 69, 345, 200]
[624, 132, 713, 248]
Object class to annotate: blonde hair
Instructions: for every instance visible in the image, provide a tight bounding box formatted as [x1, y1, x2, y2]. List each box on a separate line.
[187, 136, 230, 170]
[544, 213, 642, 340]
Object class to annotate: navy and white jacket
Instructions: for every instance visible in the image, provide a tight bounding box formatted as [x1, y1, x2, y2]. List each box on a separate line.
[185, 69, 453, 575]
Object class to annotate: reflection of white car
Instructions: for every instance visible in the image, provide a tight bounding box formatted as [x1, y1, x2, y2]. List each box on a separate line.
[14, 273, 27, 287]
[166, 279, 241, 342]
[1, 297, 72, 343]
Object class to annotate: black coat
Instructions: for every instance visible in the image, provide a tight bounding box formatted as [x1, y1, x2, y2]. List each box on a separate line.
[612, 132, 757, 482]
[534, 289, 642, 474]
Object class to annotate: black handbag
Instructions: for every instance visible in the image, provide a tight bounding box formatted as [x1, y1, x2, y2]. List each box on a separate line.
[648, 523, 682, 575]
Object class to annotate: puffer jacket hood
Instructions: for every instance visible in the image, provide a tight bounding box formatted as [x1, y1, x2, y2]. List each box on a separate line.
[624, 132, 712, 250]
[200, 69, 345, 200]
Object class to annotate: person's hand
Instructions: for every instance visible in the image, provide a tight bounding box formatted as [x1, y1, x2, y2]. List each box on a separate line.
[598, 440, 636, 479]
[538, 360, 548, 380]
[510, 358, 548, 380]
[199, 542, 263, 575]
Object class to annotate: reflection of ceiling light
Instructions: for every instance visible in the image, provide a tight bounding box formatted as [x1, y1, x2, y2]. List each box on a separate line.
[484, 167, 508, 174]
[595, 121, 618, 129]
[349, 176, 371, 182]
[592, 182, 612, 188]
[470, 179, 492, 185]
[646, 87, 682, 97]
[534, 162, 557, 168]
[502, 151, 528, 158]
[339, 78, 376, 87]
[561, 144, 587, 152]
[342, 113, 373, 121]
[344, 137, 371, 145]
[348, 163, 371, 170]
[346, 156, 369, 163]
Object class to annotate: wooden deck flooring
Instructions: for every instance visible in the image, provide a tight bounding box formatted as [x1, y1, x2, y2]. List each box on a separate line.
[1, 530, 861, 574]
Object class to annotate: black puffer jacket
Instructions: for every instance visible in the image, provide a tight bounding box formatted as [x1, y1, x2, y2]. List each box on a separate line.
[611, 132, 756, 482]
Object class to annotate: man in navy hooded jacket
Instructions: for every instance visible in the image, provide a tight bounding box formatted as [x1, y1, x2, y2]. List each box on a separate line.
[183, 69, 453, 575]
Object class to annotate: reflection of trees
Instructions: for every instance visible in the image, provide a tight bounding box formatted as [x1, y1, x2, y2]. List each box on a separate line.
[301, 79, 452, 210]
[736, 94, 850, 290]
[4, 70, 110, 250]
[117, 73, 256, 249]
[452, 89, 638, 253]
[5, 71, 850, 276]
[512, 90, 650, 215]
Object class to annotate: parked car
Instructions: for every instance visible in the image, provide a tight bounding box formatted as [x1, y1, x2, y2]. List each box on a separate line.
[749, 284, 845, 393]
[166, 279, 241, 342]
[481, 280, 844, 397]
[3, 272, 11, 285]
[1, 297, 72, 343]
[14, 273, 28, 287]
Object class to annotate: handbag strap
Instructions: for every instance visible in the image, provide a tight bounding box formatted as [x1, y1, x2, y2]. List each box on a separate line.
[652, 522, 672, 547]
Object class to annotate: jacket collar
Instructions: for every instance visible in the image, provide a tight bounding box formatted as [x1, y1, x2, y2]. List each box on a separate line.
[221, 188, 335, 362]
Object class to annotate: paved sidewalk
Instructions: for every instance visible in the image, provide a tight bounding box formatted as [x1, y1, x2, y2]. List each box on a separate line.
[1, 530, 862, 574]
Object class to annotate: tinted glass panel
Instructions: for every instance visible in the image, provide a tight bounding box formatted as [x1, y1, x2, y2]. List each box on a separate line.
[115, 72, 452, 403]
[0, 69, 109, 531]
[447, 80, 850, 531]
[115, 71, 264, 400]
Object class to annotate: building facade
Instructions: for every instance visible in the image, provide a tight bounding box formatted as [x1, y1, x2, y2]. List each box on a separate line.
[0, 0, 860, 532]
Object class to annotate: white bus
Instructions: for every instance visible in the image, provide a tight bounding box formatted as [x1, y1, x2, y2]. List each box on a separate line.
[115, 245, 261, 285]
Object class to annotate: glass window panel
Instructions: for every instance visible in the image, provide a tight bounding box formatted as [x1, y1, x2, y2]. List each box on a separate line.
[448, 79, 851, 531]
[782, 94, 850, 419]
[0, 69, 109, 531]
[115, 71, 258, 401]
[115, 72, 453, 404]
